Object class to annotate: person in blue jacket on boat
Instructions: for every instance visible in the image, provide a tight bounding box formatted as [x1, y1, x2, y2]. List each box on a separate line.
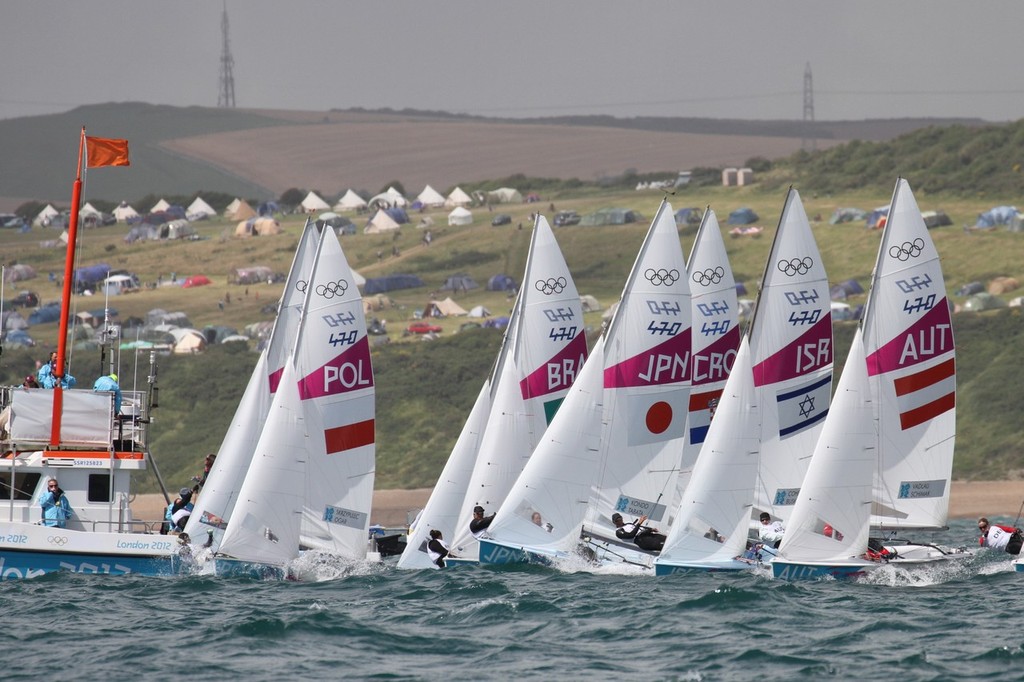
[37, 351, 77, 389]
[40, 478, 74, 528]
[93, 373, 122, 414]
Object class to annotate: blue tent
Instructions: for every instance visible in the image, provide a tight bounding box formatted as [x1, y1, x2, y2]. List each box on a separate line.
[28, 303, 64, 325]
[829, 279, 864, 300]
[674, 207, 701, 225]
[975, 206, 1018, 228]
[363, 274, 425, 295]
[73, 263, 111, 288]
[257, 201, 279, 216]
[487, 274, 517, 291]
[865, 206, 889, 229]
[735, 282, 748, 296]
[385, 207, 409, 224]
[727, 208, 758, 225]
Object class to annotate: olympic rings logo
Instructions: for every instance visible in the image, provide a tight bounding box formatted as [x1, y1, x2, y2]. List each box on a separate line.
[47, 536, 69, 546]
[536, 277, 567, 295]
[296, 279, 308, 293]
[777, 257, 814, 277]
[316, 279, 350, 298]
[692, 266, 725, 287]
[645, 268, 680, 286]
[889, 238, 925, 261]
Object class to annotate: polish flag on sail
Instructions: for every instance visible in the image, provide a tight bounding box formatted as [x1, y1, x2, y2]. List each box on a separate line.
[893, 358, 955, 430]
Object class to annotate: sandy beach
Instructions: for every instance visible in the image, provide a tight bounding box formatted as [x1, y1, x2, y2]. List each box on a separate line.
[131, 481, 1024, 528]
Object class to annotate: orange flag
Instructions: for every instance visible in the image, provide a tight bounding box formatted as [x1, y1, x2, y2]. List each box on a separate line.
[85, 136, 130, 168]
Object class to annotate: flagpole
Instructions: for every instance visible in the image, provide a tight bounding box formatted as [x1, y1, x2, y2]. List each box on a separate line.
[50, 127, 86, 446]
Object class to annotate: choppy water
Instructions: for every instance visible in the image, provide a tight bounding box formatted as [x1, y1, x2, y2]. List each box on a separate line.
[3, 518, 1021, 681]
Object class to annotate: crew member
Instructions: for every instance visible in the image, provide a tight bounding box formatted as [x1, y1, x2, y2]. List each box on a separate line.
[978, 517, 1023, 555]
[469, 505, 495, 539]
[612, 512, 666, 552]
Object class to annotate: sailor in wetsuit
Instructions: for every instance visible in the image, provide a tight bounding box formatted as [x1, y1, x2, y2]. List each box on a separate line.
[469, 505, 495, 539]
[612, 512, 667, 552]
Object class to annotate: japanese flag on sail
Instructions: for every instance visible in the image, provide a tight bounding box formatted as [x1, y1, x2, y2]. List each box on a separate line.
[776, 374, 831, 438]
[893, 358, 955, 430]
[625, 389, 689, 446]
[687, 387, 723, 445]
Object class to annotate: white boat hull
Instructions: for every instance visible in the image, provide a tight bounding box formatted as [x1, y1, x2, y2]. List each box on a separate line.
[773, 543, 973, 580]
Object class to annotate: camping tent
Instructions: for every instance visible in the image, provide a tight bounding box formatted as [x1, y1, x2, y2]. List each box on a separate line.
[865, 206, 890, 229]
[486, 187, 523, 204]
[445, 187, 472, 208]
[988, 276, 1019, 295]
[124, 224, 158, 243]
[726, 207, 759, 225]
[580, 294, 602, 312]
[102, 274, 139, 295]
[1, 310, 29, 331]
[187, 197, 217, 220]
[33, 204, 59, 226]
[80, 202, 101, 217]
[3, 264, 36, 283]
[151, 199, 171, 213]
[829, 207, 867, 224]
[365, 209, 402, 234]
[829, 279, 865, 300]
[334, 189, 368, 212]
[448, 207, 473, 226]
[674, 207, 701, 225]
[301, 191, 331, 213]
[975, 206, 1018, 228]
[467, 305, 491, 318]
[159, 219, 195, 240]
[169, 328, 207, 354]
[486, 274, 517, 291]
[368, 187, 408, 209]
[112, 202, 139, 223]
[441, 273, 478, 292]
[231, 266, 274, 284]
[416, 185, 446, 208]
[964, 293, 1007, 312]
[921, 210, 953, 229]
[424, 297, 469, 318]
[363, 274, 425, 295]
[235, 217, 281, 237]
[580, 208, 641, 226]
[182, 275, 211, 288]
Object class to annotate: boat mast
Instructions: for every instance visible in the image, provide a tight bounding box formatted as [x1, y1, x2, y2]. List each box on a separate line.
[50, 127, 86, 446]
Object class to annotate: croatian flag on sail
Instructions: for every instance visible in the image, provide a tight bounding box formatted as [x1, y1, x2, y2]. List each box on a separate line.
[776, 374, 830, 438]
[687, 387, 723, 445]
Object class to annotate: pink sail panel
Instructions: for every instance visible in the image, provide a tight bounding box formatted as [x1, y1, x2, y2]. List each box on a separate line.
[297, 335, 374, 400]
[519, 332, 588, 399]
[603, 328, 692, 389]
[865, 299, 953, 376]
[691, 325, 741, 387]
[752, 314, 832, 387]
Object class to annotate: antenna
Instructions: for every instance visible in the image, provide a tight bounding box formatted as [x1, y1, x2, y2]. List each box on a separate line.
[218, 1, 236, 108]
[802, 62, 815, 152]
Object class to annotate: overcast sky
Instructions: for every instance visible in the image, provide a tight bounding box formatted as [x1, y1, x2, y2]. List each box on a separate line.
[4, 1, 1023, 123]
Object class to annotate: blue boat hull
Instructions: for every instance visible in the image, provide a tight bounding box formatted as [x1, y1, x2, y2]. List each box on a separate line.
[478, 540, 556, 567]
[0, 549, 177, 580]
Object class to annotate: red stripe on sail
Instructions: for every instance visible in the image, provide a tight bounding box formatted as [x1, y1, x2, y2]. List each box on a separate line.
[899, 393, 955, 430]
[324, 419, 375, 454]
[893, 358, 955, 396]
[689, 387, 723, 411]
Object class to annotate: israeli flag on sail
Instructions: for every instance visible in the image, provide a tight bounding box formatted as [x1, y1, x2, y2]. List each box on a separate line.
[776, 374, 830, 438]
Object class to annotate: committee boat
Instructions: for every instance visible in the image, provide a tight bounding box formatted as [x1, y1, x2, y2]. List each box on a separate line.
[0, 129, 183, 579]
[773, 179, 968, 581]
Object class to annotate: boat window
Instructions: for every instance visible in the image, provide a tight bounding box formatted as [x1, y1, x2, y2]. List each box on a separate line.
[0, 472, 42, 500]
[88, 474, 111, 503]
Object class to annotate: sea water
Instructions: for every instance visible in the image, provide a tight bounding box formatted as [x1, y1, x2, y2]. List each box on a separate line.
[2, 518, 1020, 681]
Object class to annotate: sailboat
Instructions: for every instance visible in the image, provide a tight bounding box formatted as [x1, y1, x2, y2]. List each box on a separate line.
[479, 199, 692, 567]
[401, 215, 586, 567]
[655, 188, 833, 573]
[185, 219, 319, 552]
[773, 179, 967, 580]
[215, 224, 375, 577]
[0, 129, 184, 578]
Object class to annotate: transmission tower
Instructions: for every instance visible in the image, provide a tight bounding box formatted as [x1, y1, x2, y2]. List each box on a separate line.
[218, 1, 236, 108]
[802, 62, 815, 152]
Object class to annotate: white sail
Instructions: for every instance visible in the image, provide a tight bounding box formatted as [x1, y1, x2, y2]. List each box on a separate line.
[483, 200, 692, 562]
[396, 383, 492, 569]
[864, 179, 955, 530]
[657, 339, 759, 565]
[447, 216, 587, 560]
[749, 189, 833, 522]
[677, 207, 740, 496]
[776, 331, 875, 563]
[187, 219, 319, 545]
[218, 227, 374, 565]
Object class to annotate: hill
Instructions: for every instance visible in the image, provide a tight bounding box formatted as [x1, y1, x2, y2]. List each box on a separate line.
[0, 103, 980, 212]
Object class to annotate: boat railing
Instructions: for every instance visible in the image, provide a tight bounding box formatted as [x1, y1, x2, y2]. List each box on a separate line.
[0, 386, 150, 451]
[84, 518, 166, 535]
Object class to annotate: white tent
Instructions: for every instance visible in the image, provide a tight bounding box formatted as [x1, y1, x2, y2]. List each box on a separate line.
[334, 189, 368, 211]
[226, 199, 256, 222]
[169, 328, 207, 354]
[80, 202, 101, 217]
[301, 191, 331, 213]
[368, 186, 408, 208]
[160, 219, 195, 240]
[33, 204, 59, 226]
[448, 206, 473, 226]
[486, 187, 523, 204]
[187, 197, 217, 220]
[112, 201, 139, 223]
[579, 294, 602, 312]
[151, 198, 171, 213]
[445, 187, 472, 208]
[364, 209, 402, 234]
[351, 268, 366, 288]
[224, 198, 241, 216]
[424, 297, 468, 318]
[416, 185, 446, 208]
[467, 305, 491, 318]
